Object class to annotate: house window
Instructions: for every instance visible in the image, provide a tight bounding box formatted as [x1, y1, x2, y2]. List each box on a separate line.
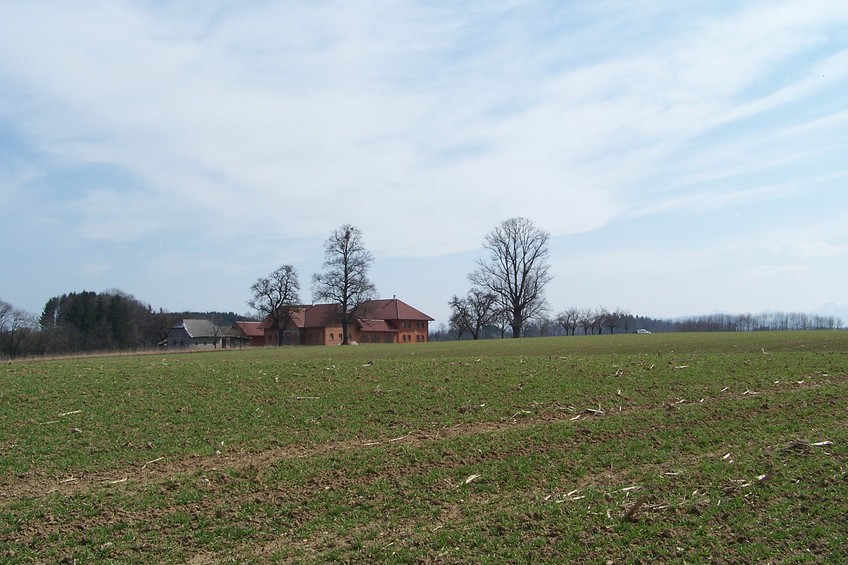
[330, 333, 334, 341]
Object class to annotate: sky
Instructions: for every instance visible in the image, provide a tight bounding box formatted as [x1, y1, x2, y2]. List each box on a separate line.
[1, 0, 847, 328]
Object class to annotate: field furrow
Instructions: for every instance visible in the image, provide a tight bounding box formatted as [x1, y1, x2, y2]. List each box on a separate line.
[1, 332, 846, 563]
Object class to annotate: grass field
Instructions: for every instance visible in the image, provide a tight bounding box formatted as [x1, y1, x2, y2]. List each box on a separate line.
[1, 332, 846, 563]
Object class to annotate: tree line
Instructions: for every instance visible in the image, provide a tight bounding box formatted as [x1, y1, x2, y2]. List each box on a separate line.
[0, 223, 378, 358]
[0, 291, 251, 359]
[4, 218, 843, 356]
[442, 216, 843, 340]
[439, 303, 843, 341]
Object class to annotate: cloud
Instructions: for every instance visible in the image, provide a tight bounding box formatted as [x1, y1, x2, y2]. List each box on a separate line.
[788, 240, 847, 259]
[77, 260, 111, 277]
[738, 263, 811, 281]
[2, 2, 846, 252]
[1, 1, 847, 318]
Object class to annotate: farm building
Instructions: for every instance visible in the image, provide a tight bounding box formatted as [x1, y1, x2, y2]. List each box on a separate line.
[165, 319, 228, 349]
[259, 298, 434, 346]
[229, 321, 265, 347]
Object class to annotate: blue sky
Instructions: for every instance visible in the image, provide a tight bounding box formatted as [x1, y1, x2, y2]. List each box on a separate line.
[1, 1, 847, 327]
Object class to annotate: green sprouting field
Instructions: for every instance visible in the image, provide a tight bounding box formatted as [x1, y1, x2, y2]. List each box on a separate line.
[1, 332, 846, 563]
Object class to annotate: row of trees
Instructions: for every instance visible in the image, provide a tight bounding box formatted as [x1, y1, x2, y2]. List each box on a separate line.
[248, 223, 376, 345]
[447, 218, 645, 340]
[673, 312, 842, 332]
[440, 305, 844, 341]
[446, 217, 843, 340]
[444, 302, 638, 341]
[552, 307, 636, 336]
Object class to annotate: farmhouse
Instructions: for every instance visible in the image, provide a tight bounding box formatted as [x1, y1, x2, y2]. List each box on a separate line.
[259, 298, 433, 346]
[229, 321, 265, 347]
[165, 319, 227, 349]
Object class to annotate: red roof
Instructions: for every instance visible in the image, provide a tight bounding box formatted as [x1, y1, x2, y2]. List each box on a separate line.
[301, 303, 341, 327]
[258, 304, 341, 330]
[364, 298, 434, 321]
[232, 321, 263, 337]
[258, 299, 432, 330]
[357, 319, 398, 332]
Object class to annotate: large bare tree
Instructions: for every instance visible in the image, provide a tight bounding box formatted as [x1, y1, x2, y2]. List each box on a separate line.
[312, 224, 376, 345]
[469, 217, 551, 338]
[248, 265, 301, 346]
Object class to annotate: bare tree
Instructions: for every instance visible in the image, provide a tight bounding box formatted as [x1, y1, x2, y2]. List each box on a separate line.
[0, 300, 37, 359]
[537, 315, 554, 337]
[469, 217, 551, 338]
[577, 307, 594, 335]
[448, 301, 469, 341]
[449, 288, 498, 340]
[594, 307, 610, 335]
[606, 308, 620, 334]
[492, 301, 512, 338]
[211, 324, 224, 349]
[0, 299, 15, 357]
[312, 224, 376, 345]
[248, 265, 301, 346]
[619, 309, 633, 333]
[556, 307, 580, 336]
[0, 300, 11, 332]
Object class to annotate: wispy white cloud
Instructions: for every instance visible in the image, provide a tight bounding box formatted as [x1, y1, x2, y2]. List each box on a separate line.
[1, 1, 847, 317]
[77, 259, 111, 277]
[738, 263, 811, 281]
[71, 189, 163, 242]
[788, 240, 847, 259]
